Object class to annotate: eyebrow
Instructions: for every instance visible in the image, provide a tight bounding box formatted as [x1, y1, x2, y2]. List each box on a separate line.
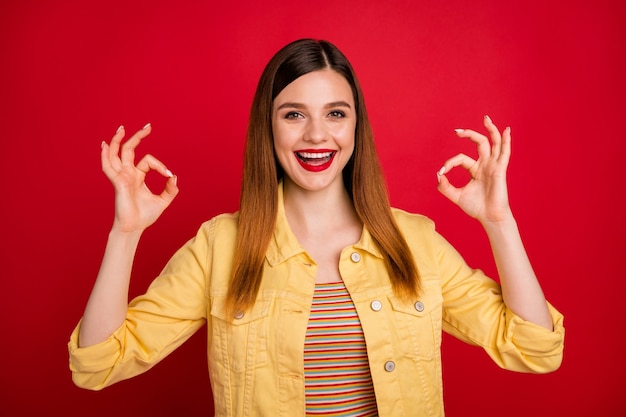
[275, 101, 353, 111]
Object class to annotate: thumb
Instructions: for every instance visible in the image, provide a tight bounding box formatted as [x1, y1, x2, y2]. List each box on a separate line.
[159, 175, 179, 205]
[437, 173, 461, 205]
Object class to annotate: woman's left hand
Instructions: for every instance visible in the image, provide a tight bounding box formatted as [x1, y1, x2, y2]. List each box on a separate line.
[437, 115, 513, 225]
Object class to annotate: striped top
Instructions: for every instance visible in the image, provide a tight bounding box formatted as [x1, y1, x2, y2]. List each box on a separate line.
[304, 281, 378, 417]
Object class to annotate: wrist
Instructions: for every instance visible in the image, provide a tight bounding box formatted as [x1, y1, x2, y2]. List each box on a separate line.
[480, 209, 518, 235]
[108, 227, 143, 242]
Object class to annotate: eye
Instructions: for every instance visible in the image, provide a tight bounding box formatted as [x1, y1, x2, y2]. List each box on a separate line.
[284, 111, 303, 120]
[328, 110, 346, 118]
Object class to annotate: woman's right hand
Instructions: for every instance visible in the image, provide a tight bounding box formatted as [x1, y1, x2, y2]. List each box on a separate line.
[101, 124, 179, 233]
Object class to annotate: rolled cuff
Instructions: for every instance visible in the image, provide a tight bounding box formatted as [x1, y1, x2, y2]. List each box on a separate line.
[68, 321, 126, 390]
[496, 302, 565, 373]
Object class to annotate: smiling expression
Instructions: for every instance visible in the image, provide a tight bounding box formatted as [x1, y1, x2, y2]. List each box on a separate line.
[272, 69, 356, 193]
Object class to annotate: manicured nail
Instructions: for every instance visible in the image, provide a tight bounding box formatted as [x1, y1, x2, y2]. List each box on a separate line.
[116, 125, 124, 133]
[165, 169, 174, 178]
[101, 141, 106, 149]
[143, 123, 151, 129]
[437, 166, 446, 176]
[506, 126, 511, 132]
[454, 129, 464, 134]
[484, 115, 491, 122]
[437, 173, 441, 183]
[173, 175, 178, 186]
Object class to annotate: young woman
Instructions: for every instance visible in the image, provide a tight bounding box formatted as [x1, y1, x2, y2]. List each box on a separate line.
[69, 39, 564, 416]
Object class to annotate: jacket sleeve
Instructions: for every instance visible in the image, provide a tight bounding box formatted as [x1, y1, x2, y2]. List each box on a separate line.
[431, 225, 565, 373]
[67, 218, 217, 390]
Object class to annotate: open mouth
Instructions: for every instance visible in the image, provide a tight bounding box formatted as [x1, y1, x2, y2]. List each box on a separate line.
[294, 150, 337, 172]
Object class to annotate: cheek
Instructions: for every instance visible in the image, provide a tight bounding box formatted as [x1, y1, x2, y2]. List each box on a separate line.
[271, 126, 286, 150]
[273, 137, 290, 157]
[272, 131, 294, 168]
[336, 123, 356, 147]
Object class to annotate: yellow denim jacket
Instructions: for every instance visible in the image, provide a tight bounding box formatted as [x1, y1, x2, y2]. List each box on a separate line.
[69, 186, 565, 417]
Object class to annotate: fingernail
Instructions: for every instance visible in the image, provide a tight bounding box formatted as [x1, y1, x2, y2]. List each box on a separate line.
[506, 126, 511, 132]
[143, 123, 151, 129]
[173, 175, 178, 186]
[437, 173, 441, 183]
[454, 129, 464, 134]
[165, 169, 174, 178]
[484, 115, 491, 122]
[437, 166, 446, 176]
[116, 125, 124, 133]
[101, 141, 106, 149]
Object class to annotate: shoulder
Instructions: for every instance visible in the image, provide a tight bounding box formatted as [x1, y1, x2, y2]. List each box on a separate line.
[187, 212, 240, 248]
[199, 211, 239, 233]
[389, 208, 444, 258]
[391, 207, 435, 233]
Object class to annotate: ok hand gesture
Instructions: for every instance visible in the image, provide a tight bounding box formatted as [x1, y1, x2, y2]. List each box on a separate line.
[437, 116, 513, 225]
[101, 124, 179, 233]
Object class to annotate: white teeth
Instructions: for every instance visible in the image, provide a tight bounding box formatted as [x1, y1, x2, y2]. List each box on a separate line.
[297, 151, 334, 159]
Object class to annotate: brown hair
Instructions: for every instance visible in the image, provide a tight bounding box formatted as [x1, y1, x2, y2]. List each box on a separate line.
[227, 39, 420, 314]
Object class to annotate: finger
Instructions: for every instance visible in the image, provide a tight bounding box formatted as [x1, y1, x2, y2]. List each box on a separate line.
[136, 153, 174, 179]
[159, 175, 180, 206]
[438, 153, 477, 177]
[108, 125, 125, 156]
[437, 173, 462, 205]
[483, 115, 502, 158]
[101, 141, 117, 178]
[121, 123, 152, 166]
[107, 125, 125, 170]
[454, 127, 491, 160]
[436, 153, 477, 204]
[499, 126, 512, 165]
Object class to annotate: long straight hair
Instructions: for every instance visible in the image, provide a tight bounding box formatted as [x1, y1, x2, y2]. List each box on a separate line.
[227, 39, 420, 315]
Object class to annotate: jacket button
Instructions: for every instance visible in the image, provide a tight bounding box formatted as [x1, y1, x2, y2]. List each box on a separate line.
[414, 301, 425, 312]
[233, 310, 245, 319]
[384, 361, 396, 372]
[350, 252, 361, 262]
[370, 300, 382, 311]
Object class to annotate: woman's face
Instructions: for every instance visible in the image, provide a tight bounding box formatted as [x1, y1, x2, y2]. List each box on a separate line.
[272, 69, 356, 194]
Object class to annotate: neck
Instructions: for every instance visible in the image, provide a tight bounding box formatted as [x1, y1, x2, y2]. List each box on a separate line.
[282, 178, 360, 232]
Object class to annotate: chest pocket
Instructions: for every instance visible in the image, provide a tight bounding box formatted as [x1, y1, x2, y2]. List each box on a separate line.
[388, 283, 443, 361]
[210, 296, 272, 373]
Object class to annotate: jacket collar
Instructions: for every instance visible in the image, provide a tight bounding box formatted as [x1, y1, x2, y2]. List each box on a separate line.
[265, 181, 383, 267]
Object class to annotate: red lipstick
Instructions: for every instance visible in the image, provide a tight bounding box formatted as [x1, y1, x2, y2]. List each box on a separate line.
[294, 149, 337, 172]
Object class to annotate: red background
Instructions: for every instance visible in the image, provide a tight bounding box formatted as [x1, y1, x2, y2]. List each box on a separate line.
[1, 1, 625, 415]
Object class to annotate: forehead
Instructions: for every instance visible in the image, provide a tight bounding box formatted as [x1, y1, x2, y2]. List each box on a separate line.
[273, 70, 354, 107]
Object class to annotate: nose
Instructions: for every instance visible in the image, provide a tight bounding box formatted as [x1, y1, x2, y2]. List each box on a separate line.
[303, 118, 328, 143]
